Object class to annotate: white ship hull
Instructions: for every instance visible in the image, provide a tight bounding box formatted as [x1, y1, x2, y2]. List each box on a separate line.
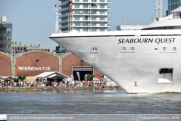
[50, 30, 181, 93]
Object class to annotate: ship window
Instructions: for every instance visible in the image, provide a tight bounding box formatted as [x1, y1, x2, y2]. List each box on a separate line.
[122, 47, 126, 51]
[92, 47, 98, 51]
[173, 47, 177, 51]
[95, 47, 97, 51]
[158, 68, 173, 83]
[163, 47, 166, 51]
[131, 47, 134, 51]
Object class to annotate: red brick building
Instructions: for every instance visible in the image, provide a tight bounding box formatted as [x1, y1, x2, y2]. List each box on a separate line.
[15, 52, 60, 76]
[0, 51, 103, 81]
[0, 52, 11, 76]
[62, 53, 103, 80]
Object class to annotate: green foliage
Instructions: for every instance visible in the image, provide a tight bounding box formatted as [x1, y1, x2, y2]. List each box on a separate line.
[17, 74, 27, 81]
[84, 74, 94, 81]
[14, 78, 19, 82]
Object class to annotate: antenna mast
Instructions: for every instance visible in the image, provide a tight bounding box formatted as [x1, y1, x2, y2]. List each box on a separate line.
[155, 0, 162, 18]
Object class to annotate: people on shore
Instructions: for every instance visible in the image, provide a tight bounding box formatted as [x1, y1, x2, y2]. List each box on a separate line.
[0, 79, 118, 88]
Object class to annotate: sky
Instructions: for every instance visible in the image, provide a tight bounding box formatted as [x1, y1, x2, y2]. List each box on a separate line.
[0, 0, 168, 52]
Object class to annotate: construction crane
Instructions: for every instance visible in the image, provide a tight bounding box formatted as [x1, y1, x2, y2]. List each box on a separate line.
[155, 0, 162, 18]
[68, 0, 73, 31]
[55, 2, 59, 33]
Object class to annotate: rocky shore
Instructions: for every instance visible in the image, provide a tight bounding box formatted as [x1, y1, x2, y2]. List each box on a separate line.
[0, 86, 124, 92]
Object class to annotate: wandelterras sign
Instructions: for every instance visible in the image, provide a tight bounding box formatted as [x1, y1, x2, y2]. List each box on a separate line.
[18, 67, 51, 71]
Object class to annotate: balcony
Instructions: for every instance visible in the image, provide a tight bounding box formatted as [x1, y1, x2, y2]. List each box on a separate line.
[73, 12, 110, 16]
[0, 40, 11, 44]
[59, 1, 69, 7]
[73, 19, 110, 22]
[0, 23, 12, 28]
[59, 19, 69, 24]
[0, 33, 11, 37]
[59, 7, 69, 13]
[72, 24, 110, 27]
[60, 25, 69, 29]
[72, 6, 110, 10]
[73, 0, 110, 3]
[59, 13, 69, 18]
[0, 47, 11, 52]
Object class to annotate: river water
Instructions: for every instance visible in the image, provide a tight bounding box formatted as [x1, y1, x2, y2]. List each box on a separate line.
[0, 90, 181, 114]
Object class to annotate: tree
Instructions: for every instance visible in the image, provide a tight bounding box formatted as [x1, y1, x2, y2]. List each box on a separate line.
[84, 74, 94, 81]
[14, 78, 19, 82]
[17, 74, 27, 81]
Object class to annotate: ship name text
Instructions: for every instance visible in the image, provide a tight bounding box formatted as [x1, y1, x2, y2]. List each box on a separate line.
[118, 38, 175, 44]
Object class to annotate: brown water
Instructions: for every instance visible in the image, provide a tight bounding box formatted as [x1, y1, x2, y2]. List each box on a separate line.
[0, 90, 181, 114]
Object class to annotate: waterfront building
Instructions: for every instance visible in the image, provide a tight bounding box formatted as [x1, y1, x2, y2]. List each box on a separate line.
[116, 25, 146, 31]
[0, 16, 12, 54]
[11, 42, 50, 55]
[58, 0, 111, 32]
[0, 51, 103, 82]
[168, 0, 181, 13]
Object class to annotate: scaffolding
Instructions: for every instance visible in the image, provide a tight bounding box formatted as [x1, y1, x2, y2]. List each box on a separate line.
[155, 0, 162, 18]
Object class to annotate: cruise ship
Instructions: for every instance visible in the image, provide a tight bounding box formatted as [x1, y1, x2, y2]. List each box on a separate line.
[50, 7, 181, 93]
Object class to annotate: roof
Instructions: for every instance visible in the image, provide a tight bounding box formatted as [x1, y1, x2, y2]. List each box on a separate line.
[36, 72, 69, 79]
[143, 19, 181, 29]
[170, 6, 181, 14]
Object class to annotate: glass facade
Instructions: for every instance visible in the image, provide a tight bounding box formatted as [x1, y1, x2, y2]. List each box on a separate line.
[168, 0, 181, 13]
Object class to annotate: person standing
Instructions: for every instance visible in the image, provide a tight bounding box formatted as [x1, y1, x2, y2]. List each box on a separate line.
[67, 81, 69, 87]
[20, 81, 22, 87]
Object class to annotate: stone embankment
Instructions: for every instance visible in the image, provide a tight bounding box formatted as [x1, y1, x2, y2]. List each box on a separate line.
[0, 86, 124, 92]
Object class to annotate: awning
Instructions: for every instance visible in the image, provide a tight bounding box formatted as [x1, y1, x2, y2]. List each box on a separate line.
[36, 72, 69, 80]
[5, 77, 14, 80]
[0, 77, 4, 80]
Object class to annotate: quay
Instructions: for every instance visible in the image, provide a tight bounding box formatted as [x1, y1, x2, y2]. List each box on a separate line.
[0, 86, 124, 92]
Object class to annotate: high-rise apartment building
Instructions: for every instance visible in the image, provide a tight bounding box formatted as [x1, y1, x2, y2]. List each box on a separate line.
[0, 16, 12, 54]
[168, 0, 181, 13]
[59, 0, 110, 32]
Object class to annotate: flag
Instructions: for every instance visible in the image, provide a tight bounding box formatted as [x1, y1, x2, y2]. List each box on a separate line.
[57, 2, 59, 8]
[76, 72, 80, 81]
[85, 74, 87, 81]
[71, 74, 74, 81]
